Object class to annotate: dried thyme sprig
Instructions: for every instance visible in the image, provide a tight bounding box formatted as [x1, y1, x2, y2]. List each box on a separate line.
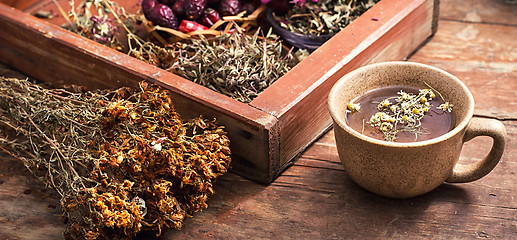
[274, 0, 380, 36]
[170, 27, 297, 103]
[363, 87, 453, 142]
[0, 77, 231, 239]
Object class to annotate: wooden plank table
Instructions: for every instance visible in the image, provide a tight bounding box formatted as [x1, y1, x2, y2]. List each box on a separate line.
[0, 0, 516, 239]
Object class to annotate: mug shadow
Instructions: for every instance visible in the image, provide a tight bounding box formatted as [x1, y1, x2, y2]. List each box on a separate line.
[336, 177, 474, 235]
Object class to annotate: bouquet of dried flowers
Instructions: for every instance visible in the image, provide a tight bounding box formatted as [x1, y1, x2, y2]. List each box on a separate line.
[0, 77, 231, 239]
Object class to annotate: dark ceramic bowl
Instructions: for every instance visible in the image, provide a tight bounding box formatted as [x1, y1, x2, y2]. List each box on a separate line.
[266, 8, 333, 52]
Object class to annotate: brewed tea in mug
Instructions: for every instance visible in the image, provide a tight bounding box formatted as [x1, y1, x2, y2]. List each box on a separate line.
[345, 85, 455, 142]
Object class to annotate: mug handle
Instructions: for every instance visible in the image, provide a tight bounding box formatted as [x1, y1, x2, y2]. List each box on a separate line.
[446, 117, 507, 183]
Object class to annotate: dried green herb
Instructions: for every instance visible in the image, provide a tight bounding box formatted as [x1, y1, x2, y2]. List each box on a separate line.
[170, 27, 297, 103]
[0, 77, 231, 239]
[274, 0, 380, 36]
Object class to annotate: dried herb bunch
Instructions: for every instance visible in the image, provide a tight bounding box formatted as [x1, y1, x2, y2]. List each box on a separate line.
[170, 28, 297, 103]
[0, 77, 231, 239]
[272, 0, 380, 36]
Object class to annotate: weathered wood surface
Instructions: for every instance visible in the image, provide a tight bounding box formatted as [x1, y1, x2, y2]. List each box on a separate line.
[0, 0, 516, 239]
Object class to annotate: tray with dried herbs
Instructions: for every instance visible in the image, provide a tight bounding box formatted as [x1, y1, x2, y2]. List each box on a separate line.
[0, 76, 231, 239]
[45, 0, 378, 103]
[1, 0, 439, 184]
[46, 0, 299, 103]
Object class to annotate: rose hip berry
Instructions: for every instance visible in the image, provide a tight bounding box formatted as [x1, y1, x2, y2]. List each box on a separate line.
[171, 0, 186, 16]
[219, 0, 241, 16]
[199, 8, 221, 27]
[160, 0, 175, 5]
[241, 2, 257, 15]
[146, 3, 180, 29]
[184, 0, 207, 20]
[179, 20, 209, 33]
[142, 0, 158, 18]
[266, 0, 290, 14]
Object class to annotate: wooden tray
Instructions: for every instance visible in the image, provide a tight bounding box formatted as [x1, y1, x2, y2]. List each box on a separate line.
[0, 0, 439, 184]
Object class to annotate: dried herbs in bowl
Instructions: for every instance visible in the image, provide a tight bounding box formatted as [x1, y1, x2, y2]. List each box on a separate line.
[264, 0, 380, 51]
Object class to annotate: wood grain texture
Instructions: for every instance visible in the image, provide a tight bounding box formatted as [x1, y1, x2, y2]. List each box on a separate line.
[440, 0, 517, 26]
[0, 157, 64, 240]
[410, 19, 517, 119]
[0, 0, 41, 9]
[161, 121, 517, 239]
[166, 0, 517, 238]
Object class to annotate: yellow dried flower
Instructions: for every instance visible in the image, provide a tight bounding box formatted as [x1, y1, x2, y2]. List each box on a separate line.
[347, 102, 361, 113]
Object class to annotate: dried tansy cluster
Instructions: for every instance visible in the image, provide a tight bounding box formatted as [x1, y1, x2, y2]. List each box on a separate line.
[0, 77, 231, 239]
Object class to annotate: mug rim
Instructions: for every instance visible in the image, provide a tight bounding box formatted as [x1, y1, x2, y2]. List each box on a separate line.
[328, 61, 475, 147]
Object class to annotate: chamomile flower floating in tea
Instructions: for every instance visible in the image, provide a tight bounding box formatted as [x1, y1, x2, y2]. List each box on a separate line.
[345, 85, 454, 142]
[346, 102, 361, 113]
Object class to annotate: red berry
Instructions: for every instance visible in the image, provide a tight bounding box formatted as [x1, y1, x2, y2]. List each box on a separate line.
[147, 3, 180, 29]
[178, 20, 209, 33]
[142, 0, 159, 18]
[171, 0, 186, 16]
[219, 0, 241, 16]
[160, 0, 175, 4]
[184, 0, 207, 20]
[199, 8, 221, 27]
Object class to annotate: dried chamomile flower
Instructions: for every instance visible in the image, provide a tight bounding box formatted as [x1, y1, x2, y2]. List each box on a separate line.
[378, 99, 391, 109]
[438, 102, 454, 112]
[347, 102, 361, 113]
[366, 85, 452, 142]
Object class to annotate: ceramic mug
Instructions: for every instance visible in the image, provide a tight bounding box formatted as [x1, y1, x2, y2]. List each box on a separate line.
[328, 61, 507, 198]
